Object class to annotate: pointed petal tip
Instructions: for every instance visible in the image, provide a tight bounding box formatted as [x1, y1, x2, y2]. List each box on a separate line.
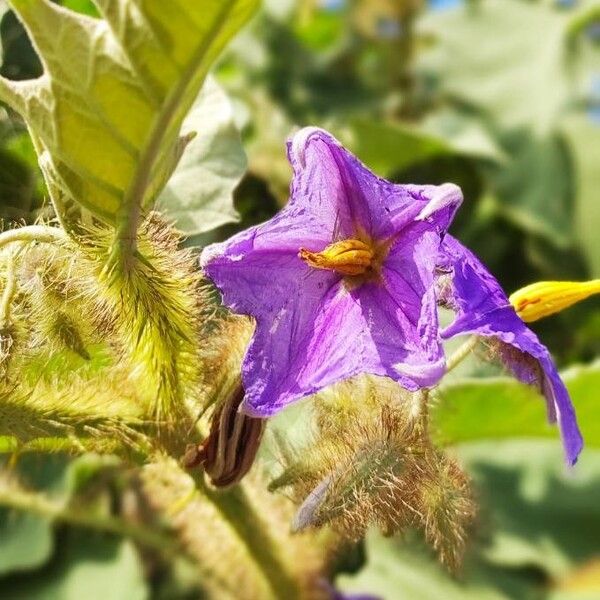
[199, 243, 223, 269]
[416, 182, 463, 221]
[289, 126, 338, 169]
[565, 434, 584, 468]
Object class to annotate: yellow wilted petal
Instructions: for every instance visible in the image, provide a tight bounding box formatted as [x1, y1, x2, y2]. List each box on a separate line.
[509, 280, 600, 322]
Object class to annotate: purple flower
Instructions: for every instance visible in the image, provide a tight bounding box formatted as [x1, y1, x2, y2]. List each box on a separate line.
[438, 236, 583, 465]
[201, 127, 462, 417]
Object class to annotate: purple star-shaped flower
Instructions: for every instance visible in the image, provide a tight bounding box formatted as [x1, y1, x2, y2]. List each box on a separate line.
[201, 127, 463, 417]
[438, 235, 583, 465]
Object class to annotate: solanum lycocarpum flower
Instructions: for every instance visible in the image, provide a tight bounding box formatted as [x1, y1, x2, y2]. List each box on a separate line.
[509, 279, 600, 322]
[201, 127, 463, 417]
[201, 126, 583, 467]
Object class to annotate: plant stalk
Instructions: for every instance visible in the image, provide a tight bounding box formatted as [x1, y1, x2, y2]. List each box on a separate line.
[0, 226, 66, 249]
[198, 478, 301, 600]
[445, 336, 479, 373]
[0, 249, 18, 326]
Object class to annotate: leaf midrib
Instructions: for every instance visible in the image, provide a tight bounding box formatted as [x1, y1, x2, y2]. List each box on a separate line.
[113, 0, 240, 259]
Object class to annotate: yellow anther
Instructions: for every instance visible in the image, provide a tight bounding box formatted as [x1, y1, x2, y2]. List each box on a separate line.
[509, 279, 600, 323]
[299, 239, 374, 276]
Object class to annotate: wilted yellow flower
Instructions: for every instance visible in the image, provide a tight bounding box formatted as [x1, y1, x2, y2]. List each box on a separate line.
[509, 280, 600, 323]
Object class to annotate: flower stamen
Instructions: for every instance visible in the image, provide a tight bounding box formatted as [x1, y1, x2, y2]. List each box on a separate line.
[299, 239, 374, 276]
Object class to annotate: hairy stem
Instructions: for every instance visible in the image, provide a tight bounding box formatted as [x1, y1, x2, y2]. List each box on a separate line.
[199, 479, 301, 600]
[418, 388, 430, 434]
[0, 249, 18, 326]
[446, 336, 479, 373]
[0, 226, 66, 249]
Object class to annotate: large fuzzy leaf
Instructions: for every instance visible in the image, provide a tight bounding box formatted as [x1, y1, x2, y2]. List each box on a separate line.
[0, 0, 257, 240]
[0, 510, 53, 576]
[489, 131, 574, 248]
[458, 440, 600, 580]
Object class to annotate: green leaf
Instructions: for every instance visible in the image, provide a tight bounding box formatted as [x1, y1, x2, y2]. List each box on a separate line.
[0, 454, 72, 577]
[458, 440, 600, 579]
[337, 530, 535, 600]
[1, 531, 148, 600]
[59, 0, 100, 17]
[0, 0, 258, 240]
[562, 116, 600, 276]
[419, 0, 578, 133]
[0, 511, 53, 576]
[339, 441, 600, 598]
[488, 131, 574, 247]
[156, 76, 245, 237]
[432, 360, 600, 448]
[420, 108, 507, 164]
[340, 119, 452, 177]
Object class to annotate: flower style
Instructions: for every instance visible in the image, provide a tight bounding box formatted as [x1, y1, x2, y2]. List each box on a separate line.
[201, 127, 463, 417]
[438, 236, 583, 465]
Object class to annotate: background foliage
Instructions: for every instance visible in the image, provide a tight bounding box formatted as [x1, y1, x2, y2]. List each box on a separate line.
[0, 0, 598, 599]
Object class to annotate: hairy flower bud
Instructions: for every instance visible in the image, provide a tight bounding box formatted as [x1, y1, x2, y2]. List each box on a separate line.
[411, 451, 475, 571]
[272, 376, 475, 569]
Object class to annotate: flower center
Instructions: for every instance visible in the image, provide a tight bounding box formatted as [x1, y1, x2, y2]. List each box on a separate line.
[299, 239, 375, 276]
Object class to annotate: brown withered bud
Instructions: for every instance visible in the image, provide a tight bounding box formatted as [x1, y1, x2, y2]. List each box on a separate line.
[182, 383, 266, 488]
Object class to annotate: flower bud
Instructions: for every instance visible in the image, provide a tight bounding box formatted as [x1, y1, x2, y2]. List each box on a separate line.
[510, 279, 600, 322]
[183, 382, 265, 488]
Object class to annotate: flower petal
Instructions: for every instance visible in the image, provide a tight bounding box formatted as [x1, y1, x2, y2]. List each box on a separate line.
[241, 270, 444, 417]
[202, 127, 462, 417]
[440, 236, 583, 466]
[289, 128, 463, 241]
[241, 279, 366, 416]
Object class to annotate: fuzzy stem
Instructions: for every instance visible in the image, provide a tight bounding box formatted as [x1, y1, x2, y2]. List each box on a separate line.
[198, 479, 301, 600]
[0, 226, 66, 249]
[445, 336, 479, 374]
[0, 250, 18, 326]
[0, 483, 182, 560]
[418, 388, 430, 434]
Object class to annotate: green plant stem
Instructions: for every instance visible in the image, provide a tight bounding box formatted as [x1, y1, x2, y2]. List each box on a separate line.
[0, 249, 18, 326]
[418, 388, 430, 433]
[0, 225, 66, 249]
[0, 483, 182, 560]
[446, 336, 479, 373]
[198, 479, 301, 600]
